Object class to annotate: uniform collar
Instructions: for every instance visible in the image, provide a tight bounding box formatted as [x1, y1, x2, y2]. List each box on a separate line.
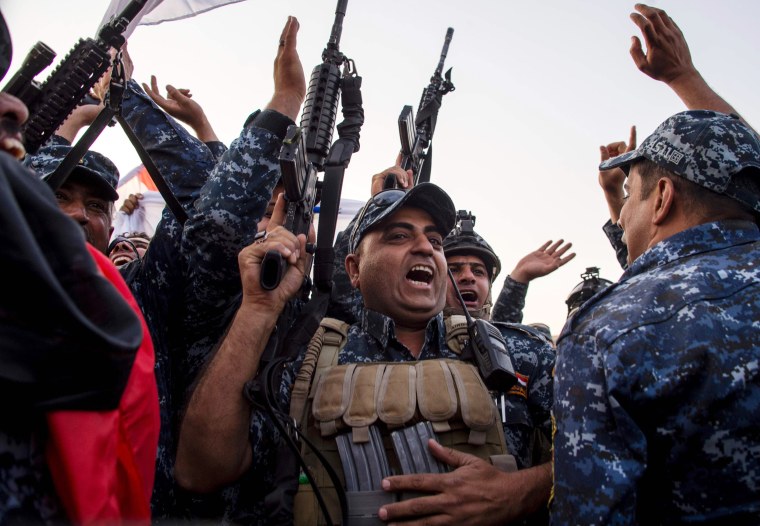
[623, 220, 760, 280]
[360, 309, 447, 355]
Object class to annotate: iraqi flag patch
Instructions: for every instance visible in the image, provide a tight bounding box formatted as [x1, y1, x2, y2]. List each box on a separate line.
[507, 372, 529, 398]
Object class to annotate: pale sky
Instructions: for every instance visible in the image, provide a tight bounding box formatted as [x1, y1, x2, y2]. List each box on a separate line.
[4, 0, 759, 334]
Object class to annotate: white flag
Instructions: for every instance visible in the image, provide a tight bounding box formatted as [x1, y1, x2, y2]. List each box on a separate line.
[98, 0, 248, 40]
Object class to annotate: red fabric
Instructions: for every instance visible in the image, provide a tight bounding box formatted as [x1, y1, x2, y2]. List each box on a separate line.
[45, 245, 159, 525]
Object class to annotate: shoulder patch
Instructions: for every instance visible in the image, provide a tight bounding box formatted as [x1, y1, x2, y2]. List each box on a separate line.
[507, 372, 529, 398]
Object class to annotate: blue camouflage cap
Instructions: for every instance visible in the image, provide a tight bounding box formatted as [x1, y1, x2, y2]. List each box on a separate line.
[349, 182, 456, 253]
[25, 143, 120, 201]
[600, 110, 760, 213]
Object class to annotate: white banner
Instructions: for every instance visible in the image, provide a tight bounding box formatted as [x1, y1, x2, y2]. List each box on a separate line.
[98, 0, 248, 40]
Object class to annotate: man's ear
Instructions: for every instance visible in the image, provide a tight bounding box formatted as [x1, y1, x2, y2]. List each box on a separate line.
[345, 253, 360, 288]
[652, 178, 675, 225]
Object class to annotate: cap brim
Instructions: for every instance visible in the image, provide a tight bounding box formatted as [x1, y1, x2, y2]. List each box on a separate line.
[598, 149, 643, 173]
[66, 166, 119, 201]
[375, 182, 456, 236]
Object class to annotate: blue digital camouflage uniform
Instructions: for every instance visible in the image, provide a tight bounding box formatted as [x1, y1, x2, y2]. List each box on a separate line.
[97, 80, 292, 520]
[166, 108, 294, 523]
[0, 426, 61, 523]
[178, 108, 292, 406]
[20, 76, 214, 519]
[491, 275, 529, 324]
[477, 319, 554, 470]
[553, 220, 760, 525]
[116, 79, 223, 518]
[240, 309, 554, 525]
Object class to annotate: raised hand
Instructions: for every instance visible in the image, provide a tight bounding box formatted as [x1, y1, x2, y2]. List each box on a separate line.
[599, 125, 636, 223]
[629, 4, 696, 84]
[627, 3, 753, 130]
[266, 16, 306, 121]
[510, 239, 576, 284]
[239, 193, 308, 311]
[370, 153, 413, 196]
[119, 193, 143, 215]
[142, 75, 218, 142]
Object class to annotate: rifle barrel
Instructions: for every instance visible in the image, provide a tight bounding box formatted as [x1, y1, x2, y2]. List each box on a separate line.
[327, 0, 349, 50]
[434, 27, 454, 78]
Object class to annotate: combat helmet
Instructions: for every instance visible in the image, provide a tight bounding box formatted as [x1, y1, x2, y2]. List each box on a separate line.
[443, 210, 501, 281]
[565, 266, 612, 316]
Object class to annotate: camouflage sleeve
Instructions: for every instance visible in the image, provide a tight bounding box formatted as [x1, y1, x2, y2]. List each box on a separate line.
[326, 215, 364, 324]
[46, 134, 72, 147]
[526, 339, 554, 463]
[182, 124, 284, 320]
[120, 79, 216, 207]
[603, 219, 628, 270]
[553, 328, 644, 524]
[204, 141, 228, 161]
[498, 324, 554, 470]
[491, 275, 527, 324]
[171, 120, 288, 448]
[180, 110, 294, 346]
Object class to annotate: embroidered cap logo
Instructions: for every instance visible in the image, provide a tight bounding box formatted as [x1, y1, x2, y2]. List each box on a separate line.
[652, 141, 685, 165]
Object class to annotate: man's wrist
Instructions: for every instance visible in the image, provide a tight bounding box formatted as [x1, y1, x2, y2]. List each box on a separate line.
[507, 273, 531, 287]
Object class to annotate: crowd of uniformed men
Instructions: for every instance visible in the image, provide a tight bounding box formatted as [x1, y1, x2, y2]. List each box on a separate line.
[0, 3, 758, 525]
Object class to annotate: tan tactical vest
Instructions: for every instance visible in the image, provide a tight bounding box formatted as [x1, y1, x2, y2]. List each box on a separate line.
[290, 316, 516, 526]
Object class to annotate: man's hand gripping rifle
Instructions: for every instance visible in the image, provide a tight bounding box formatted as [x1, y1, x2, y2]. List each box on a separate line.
[384, 27, 455, 189]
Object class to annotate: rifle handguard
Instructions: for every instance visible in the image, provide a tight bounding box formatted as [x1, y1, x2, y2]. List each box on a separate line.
[301, 62, 342, 170]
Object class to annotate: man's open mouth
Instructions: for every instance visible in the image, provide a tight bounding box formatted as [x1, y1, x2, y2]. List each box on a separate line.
[460, 290, 478, 303]
[406, 265, 433, 285]
[111, 254, 134, 266]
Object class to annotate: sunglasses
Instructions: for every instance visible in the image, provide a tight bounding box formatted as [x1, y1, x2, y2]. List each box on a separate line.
[348, 189, 407, 252]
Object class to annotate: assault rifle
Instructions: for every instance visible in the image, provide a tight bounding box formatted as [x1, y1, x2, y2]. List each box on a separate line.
[384, 27, 455, 189]
[249, 1, 363, 524]
[260, 0, 362, 294]
[2, 0, 146, 155]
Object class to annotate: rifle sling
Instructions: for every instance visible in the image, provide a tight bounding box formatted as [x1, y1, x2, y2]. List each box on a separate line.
[43, 106, 188, 226]
[116, 114, 188, 224]
[45, 106, 116, 192]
